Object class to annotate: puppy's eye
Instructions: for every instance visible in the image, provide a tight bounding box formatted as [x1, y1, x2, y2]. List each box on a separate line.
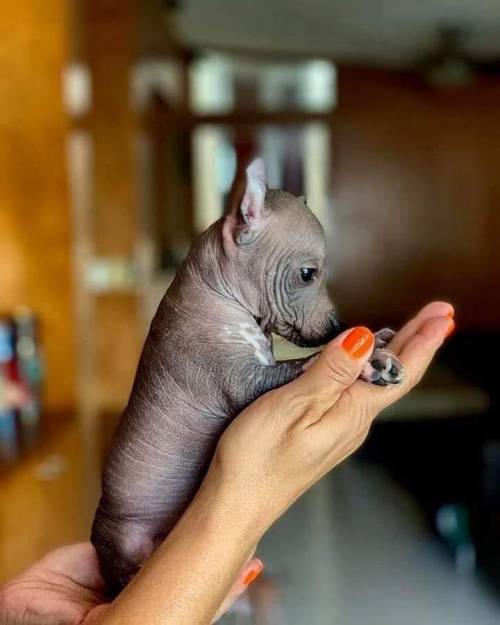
[300, 267, 317, 283]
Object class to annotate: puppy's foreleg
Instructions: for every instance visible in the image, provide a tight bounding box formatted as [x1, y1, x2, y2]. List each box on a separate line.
[249, 330, 405, 398]
[251, 357, 315, 396]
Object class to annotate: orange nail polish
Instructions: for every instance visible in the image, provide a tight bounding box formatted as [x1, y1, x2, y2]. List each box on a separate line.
[445, 318, 455, 338]
[342, 327, 374, 359]
[244, 561, 263, 586]
[447, 310, 455, 319]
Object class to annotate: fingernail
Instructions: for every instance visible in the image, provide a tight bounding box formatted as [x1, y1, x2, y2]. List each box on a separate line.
[447, 310, 455, 319]
[445, 318, 455, 338]
[243, 560, 263, 586]
[342, 327, 374, 359]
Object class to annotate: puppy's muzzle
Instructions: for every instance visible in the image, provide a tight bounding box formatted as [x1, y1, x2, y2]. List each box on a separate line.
[324, 311, 342, 341]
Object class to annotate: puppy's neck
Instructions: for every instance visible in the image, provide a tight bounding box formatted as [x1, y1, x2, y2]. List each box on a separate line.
[170, 221, 274, 364]
[185, 220, 261, 320]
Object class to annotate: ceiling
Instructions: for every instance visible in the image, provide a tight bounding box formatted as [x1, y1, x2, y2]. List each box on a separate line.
[169, 0, 500, 66]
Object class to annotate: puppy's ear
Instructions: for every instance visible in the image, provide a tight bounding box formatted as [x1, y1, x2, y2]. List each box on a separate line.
[223, 158, 269, 250]
[240, 158, 268, 227]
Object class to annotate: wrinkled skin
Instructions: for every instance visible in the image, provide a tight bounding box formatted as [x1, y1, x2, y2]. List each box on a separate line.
[91, 159, 403, 594]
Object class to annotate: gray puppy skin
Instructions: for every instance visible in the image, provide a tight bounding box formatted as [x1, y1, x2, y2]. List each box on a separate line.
[91, 159, 403, 594]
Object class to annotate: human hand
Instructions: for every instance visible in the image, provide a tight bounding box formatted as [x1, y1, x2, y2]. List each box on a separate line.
[0, 543, 109, 625]
[0, 303, 453, 625]
[207, 301, 455, 539]
[0, 543, 262, 624]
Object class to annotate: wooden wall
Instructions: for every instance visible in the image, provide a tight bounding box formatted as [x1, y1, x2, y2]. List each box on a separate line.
[0, 2, 74, 411]
[331, 67, 500, 331]
[85, 0, 143, 411]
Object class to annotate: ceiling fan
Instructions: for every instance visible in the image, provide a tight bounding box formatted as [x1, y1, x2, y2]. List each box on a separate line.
[420, 25, 500, 87]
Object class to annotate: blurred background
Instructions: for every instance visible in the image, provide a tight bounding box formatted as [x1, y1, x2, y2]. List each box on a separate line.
[1, 1, 500, 623]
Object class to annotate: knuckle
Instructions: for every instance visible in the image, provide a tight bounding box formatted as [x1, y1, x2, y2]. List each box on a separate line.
[324, 354, 357, 387]
[353, 410, 370, 439]
[356, 425, 371, 447]
[344, 387, 377, 423]
[282, 392, 314, 420]
[406, 371, 423, 390]
[358, 403, 374, 430]
[342, 417, 370, 454]
[334, 405, 368, 442]
[402, 363, 427, 392]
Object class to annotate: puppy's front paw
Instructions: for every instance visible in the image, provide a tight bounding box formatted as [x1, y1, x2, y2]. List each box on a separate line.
[375, 328, 396, 349]
[361, 348, 404, 386]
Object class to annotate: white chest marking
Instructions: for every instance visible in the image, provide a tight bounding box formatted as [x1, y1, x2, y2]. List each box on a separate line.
[222, 323, 272, 365]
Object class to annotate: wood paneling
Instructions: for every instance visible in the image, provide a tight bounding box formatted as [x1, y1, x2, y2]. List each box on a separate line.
[0, 2, 74, 410]
[93, 294, 141, 410]
[83, 0, 143, 411]
[87, 0, 139, 256]
[331, 67, 500, 330]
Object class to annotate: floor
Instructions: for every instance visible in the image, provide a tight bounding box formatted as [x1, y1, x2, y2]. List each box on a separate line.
[223, 460, 500, 625]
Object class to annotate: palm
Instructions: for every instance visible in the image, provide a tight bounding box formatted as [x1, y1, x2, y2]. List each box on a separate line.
[0, 544, 110, 625]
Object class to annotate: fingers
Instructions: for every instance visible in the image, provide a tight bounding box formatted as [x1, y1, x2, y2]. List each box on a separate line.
[394, 315, 453, 392]
[388, 301, 454, 355]
[292, 327, 375, 409]
[349, 315, 453, 415]
[212, 558, 263, 623]
[30, 543, 107, 594]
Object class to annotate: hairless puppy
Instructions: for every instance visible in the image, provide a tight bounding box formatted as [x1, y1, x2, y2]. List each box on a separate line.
[91, 158, 404, 594]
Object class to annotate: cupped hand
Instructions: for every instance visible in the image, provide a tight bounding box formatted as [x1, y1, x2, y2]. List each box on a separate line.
[0, 302, 454, 625]
[0, 543, 261, 624]
[209, 301, 455, 536]
[0, 543, 109, 625]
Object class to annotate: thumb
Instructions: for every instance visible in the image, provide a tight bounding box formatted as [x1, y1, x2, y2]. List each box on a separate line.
[293, 327, 375, 408]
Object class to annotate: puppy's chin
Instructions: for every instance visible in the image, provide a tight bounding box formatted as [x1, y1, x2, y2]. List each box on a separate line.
[281, 328, 338, 349]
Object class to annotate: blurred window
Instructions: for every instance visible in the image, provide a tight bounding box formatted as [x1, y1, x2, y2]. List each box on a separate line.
[189, 51, 336, 114]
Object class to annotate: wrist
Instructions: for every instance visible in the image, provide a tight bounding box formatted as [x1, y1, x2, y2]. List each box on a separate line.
[194, 459, 271, 546]
[105, 468, 265, 625]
